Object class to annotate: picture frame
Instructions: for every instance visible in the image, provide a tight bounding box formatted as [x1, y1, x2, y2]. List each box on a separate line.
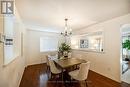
[80, 39, 89, 48]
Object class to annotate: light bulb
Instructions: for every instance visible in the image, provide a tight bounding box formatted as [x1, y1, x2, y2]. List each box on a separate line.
[70, 28, 72, 32]
[65, 26, 67, 31]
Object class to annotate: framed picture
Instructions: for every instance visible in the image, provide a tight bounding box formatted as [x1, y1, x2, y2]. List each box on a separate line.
[80, 39, 89, 48]
[5, 36, 13, 45]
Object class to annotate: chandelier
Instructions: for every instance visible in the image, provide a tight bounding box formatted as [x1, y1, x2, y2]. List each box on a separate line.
[61, 18, 72, 36]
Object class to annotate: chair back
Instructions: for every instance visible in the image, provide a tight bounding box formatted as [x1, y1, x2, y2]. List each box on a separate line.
[48, 54, 58, 60]
[49, 60, 59, 74]
[77, 61, 90, 80]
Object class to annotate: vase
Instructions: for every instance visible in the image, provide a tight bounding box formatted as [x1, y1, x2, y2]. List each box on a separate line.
[63, 51, 68, 58]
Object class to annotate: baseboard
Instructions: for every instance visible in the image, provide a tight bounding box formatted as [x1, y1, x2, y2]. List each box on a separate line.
[89, 70, 120, 84]
[17, 65, 26, 87]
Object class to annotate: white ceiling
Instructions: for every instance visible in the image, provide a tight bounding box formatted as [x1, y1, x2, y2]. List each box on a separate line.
[16, 0, 130, 32]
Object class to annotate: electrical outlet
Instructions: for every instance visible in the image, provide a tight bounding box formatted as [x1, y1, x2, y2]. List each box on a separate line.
[107, 67, 111, 71]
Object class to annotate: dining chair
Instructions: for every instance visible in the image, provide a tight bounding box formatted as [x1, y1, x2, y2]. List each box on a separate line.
[68, 61, 90, 87]
[48, 54, 58, 60]
[46, 54, 58, 73]
[75, 55, 86, 69]
[46, 55, 50, 78]
[49, 60, 62, 79]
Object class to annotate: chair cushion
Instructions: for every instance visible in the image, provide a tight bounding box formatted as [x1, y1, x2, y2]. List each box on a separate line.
[52, 68, 62, 74]
[69, 70, 79, 80]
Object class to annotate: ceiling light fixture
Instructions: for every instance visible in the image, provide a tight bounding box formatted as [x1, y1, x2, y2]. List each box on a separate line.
[61, 18, 72, 36]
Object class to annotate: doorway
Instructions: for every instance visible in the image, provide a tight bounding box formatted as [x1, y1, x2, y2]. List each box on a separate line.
[121, 24, 130, 84]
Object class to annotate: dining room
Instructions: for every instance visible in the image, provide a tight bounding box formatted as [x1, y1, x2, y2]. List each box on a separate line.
[0, 0, 130, 87]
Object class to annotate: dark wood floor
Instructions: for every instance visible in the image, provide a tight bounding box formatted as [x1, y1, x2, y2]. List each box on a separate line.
[19, 63, 130, 87]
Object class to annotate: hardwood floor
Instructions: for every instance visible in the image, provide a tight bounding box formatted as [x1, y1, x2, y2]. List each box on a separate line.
[19, 63, 130, 87]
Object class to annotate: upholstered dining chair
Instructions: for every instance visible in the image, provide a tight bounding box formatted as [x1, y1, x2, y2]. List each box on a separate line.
[49, 60, 62, 79]
[48, 54, 58, 60]
[68, 61, 90, 87]
[46, 54, 58, 72]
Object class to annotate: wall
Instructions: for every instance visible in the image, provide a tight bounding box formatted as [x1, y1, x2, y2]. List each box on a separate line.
[72, 14, 130, 82]
[26, 30, 63, 65]
[0, 8, 26, 87]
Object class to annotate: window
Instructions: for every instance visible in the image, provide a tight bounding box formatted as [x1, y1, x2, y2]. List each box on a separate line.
[40, 37, 59, 52]
[4, 16, 21, 65]
[71, 31, 104, 52]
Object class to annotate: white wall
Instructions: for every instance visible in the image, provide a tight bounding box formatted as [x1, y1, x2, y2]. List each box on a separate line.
[72, 14, 130, 82]
[26, 30, 63, 65]
[0, 8, 26, 87]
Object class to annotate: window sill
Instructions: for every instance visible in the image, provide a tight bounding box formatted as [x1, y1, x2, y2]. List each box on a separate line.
[72, 49, 105, 53]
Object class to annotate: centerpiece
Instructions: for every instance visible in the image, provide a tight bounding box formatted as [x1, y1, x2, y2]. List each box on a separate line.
[58, 42, 71, 59]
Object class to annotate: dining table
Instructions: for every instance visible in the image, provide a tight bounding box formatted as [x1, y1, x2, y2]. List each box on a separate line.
[54, 58, 87, 82]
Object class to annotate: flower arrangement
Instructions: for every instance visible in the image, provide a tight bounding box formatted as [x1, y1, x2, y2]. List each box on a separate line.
[58, 42, 71, 58]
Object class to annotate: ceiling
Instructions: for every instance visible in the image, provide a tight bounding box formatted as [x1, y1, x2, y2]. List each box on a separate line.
[16, 0, 130, 32]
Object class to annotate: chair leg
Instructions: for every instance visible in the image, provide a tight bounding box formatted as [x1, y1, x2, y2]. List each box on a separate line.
[50, 72, 53, 79]
[69, 77, 72, 87]
[46, 66, 50, 79]
[79, 81, 86, 87]
[56, 77, 58, 87]
[79, 81, 83, 87]
[85, 80, 88, 87]
[70, 77, 74, 87]
[71, 79, 74, 87]
[46, 66, 48, 73]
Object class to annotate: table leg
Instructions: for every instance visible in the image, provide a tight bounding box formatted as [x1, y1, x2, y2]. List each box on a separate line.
[62, 69, 67, 87]
[62, 69, 64, 81]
